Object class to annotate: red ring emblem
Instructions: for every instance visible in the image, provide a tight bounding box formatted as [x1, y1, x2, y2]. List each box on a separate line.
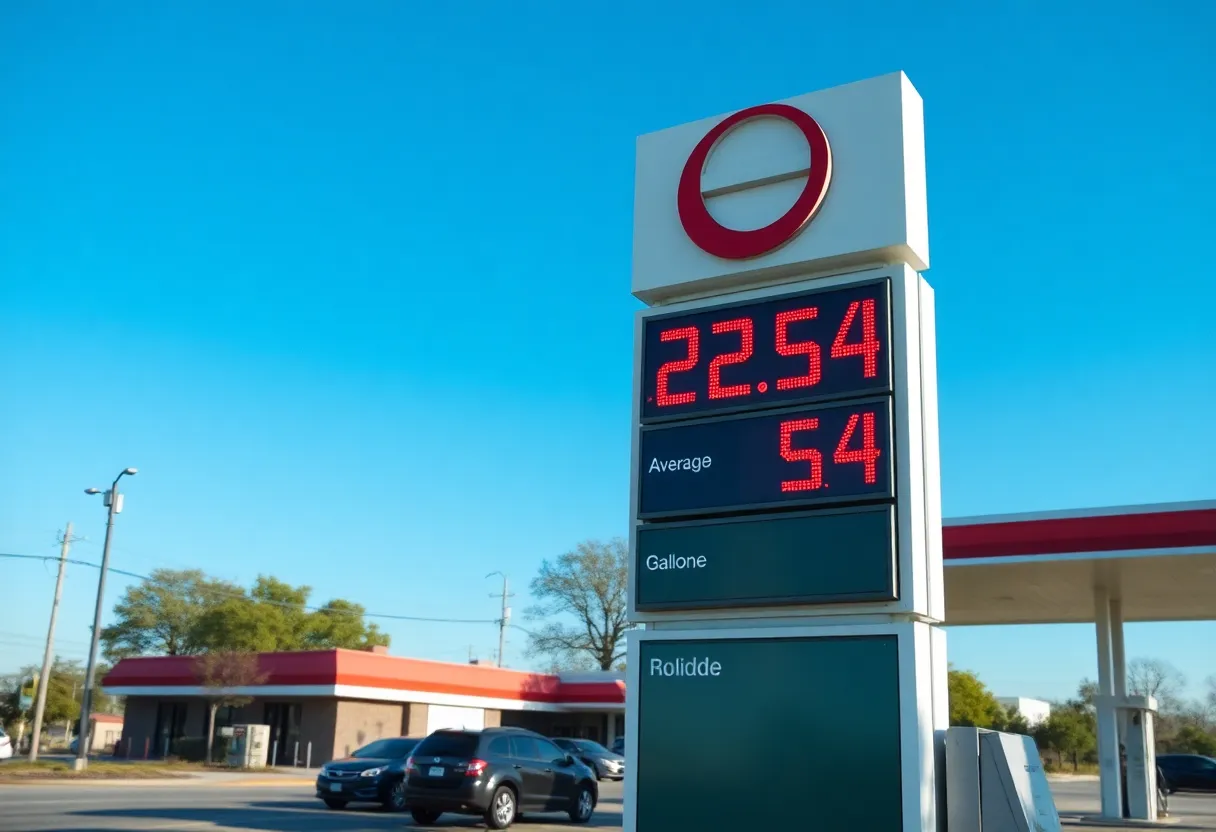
[678, 103, 832, 260]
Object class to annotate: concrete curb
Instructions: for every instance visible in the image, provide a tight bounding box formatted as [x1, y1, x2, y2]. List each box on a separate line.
[1062, 817, 1181, 828]
[0, 775, 315, 788]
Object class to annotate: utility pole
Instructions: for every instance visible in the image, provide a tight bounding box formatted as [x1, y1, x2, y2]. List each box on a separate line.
[487, 572, 514, 667]
[29, 523, 73, 762]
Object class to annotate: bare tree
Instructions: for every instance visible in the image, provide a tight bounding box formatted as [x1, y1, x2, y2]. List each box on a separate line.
[195, 652, 267, 765]
[525, 538, 632, 671]
[1127, 658, 1186, 711]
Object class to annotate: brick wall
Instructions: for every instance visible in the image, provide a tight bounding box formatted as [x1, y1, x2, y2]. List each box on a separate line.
[301, 699, 337, 764]
[403, 703, 429, 737]
[118, 697, 158, 757]
[333, 699, 404, 759]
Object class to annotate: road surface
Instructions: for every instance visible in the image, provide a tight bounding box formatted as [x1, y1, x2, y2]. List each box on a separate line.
[2, 777, 1213, 830]
[0, 779, 624, 831]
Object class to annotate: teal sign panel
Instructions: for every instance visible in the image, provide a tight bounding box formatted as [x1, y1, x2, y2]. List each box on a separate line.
[637, 635, 903, 831]
[634, 505, 895, 611]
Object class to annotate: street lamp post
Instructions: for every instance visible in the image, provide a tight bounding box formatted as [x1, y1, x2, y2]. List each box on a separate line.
[75, 467, 137, 770]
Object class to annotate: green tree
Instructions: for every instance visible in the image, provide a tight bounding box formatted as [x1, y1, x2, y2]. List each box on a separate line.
[101, 569, 241, 660]
[1002, 706, 1032, 736]
[1165, 725, 1216, 756]
[1034, 705, 1096, 770]
[196, 577, 309, 652]
[0, 658, 90, 749]
[104, 571, 390, 657]
[306, 599, 390, 650]
[2, 659, 84, 722]
[525, 538, 631, 671]
[948, 667, 1006, 728]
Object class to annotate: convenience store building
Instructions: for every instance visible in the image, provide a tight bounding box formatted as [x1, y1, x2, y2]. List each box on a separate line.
[103, 648, 625, 765]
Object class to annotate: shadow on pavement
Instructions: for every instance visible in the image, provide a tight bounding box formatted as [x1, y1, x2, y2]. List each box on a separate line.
[66, 801, 624, 831]
[1058, 811, 1211, 830]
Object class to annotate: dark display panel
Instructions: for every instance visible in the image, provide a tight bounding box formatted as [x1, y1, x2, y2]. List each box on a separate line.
[638, 399, 893, 519]
[634, 506, 896, 611]
[636, 636, 903, 831]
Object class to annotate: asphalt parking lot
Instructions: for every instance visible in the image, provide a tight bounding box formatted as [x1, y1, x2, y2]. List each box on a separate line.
[2, 776, 1214, 831]
[0, 778, 624, 832]
[1051, 778, 1216, 829]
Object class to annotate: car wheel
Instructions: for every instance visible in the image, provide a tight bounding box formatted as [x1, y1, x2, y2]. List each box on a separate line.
[485, 784, 517, 829]
[381, 778, 407, 811]
[322, 799, 348, 810]
[410, 807, 442, 825]
[568, 784, 595, 824]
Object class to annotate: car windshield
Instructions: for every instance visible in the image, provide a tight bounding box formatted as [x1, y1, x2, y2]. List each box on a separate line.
[575, 740, 611, 754]
[352, 738, 418, 759]
[414, 731, 479, 758]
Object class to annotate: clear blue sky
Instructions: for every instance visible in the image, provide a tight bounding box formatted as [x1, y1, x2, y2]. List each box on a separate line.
[2, 0, 1213, 704]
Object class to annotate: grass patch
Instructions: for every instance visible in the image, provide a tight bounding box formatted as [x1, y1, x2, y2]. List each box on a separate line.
[0, 759, 212, 780]
[0, 758, 302, 781]
[1044, 761, 1100, 775]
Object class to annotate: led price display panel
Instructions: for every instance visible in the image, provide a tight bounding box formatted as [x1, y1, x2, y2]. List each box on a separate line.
[639, 279, 891, 423]
[638, 399, 893, 519]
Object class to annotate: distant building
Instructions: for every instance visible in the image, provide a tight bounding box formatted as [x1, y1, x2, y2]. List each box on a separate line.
[103, 646, 624, 764]
[996, 696, 1051, 726]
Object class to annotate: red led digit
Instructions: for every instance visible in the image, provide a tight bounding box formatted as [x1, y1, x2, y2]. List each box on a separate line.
[831, 299, 881, 378]
[834, 412, 881, 484]
[655, 327, 700, 407]
[775, 307, 822, 390]
[708, 317, 754, 399]
[779, 418, 823, 492]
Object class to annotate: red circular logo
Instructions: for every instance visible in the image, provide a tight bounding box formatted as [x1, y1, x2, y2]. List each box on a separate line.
[678, 103, 832, 260]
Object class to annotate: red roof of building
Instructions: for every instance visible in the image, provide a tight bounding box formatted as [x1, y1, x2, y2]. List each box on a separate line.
[91, 713, 124, 724]
[102, 649, 625, 706]
[942, 502, 1216, 561]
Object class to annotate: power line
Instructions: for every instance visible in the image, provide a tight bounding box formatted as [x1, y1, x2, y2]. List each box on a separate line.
[0, 552, 500, 626]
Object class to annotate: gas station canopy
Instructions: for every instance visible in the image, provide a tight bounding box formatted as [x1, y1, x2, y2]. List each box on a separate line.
[943, 501, 1216, 625]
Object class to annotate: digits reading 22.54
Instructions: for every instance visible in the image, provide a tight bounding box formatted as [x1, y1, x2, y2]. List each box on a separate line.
[649, 288, 884, 412]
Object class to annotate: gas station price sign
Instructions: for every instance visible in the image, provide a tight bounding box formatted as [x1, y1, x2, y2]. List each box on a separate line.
[639, 279, 891, 423]
[638, 398, 893, 519]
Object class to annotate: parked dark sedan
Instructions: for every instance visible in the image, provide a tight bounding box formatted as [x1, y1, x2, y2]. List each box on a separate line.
[552, 737, 625, 781]
[316, 736, 422, 811]
[1158, 754, 1216, 792]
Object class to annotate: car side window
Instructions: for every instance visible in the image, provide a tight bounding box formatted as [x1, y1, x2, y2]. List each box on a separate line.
[487, 737, 510, 758]
[510, 736, 541, 760]
[535, 738, 569, 764]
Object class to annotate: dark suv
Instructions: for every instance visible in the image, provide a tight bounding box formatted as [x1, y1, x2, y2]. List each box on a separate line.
[404, 727, 598, 829]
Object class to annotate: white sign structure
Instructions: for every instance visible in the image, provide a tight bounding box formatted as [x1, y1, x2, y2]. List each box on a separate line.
[632, 71, 929, 305]
[625, 71, 947, 832]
